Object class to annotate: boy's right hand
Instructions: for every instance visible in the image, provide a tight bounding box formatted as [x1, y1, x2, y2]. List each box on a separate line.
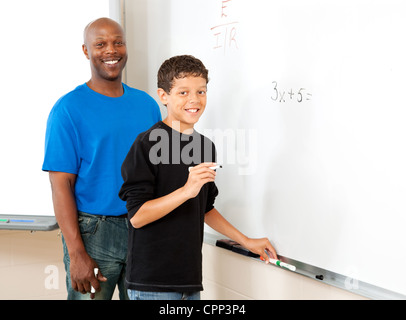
[183, 162, 217, 199]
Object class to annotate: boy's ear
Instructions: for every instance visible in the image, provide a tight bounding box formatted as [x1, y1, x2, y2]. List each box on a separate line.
[157, 88, 168, 106]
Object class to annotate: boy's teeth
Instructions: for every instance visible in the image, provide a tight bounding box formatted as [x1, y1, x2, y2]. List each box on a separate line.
[186, 109, 198, 113]
[105, 60, 118, 65]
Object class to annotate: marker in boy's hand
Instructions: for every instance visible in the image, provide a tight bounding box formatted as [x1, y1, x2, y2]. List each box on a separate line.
[184, 162, 217, 199]
[188, 164, 222, 172]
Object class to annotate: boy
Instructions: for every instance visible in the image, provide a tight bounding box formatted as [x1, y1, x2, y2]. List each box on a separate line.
[119, 55, 277, 300]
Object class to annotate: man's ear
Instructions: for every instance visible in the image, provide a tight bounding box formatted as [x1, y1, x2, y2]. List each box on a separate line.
[82, 44, 90, 60]
[157, 88, 168, 106]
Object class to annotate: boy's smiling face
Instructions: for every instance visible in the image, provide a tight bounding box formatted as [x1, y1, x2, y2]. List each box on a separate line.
[158, 76, 207, 133]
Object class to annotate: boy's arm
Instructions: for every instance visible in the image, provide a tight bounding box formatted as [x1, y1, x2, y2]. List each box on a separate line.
[130, 162, 217, 229]
[204, 208, 278, 262]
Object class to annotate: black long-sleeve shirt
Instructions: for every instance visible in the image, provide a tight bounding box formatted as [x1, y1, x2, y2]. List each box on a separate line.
[119, 121, 218, 292]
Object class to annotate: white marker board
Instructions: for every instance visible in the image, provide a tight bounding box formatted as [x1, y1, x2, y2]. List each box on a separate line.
[0, 0, 112, 217]
[126, 0, 406, 296]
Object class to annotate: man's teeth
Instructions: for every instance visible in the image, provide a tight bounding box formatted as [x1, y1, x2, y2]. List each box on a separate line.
[186, 109, 198, 113]
[104, 60, 119, 65]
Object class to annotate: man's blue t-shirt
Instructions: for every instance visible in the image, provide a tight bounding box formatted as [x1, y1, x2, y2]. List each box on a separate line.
[42, 83, 162, 216]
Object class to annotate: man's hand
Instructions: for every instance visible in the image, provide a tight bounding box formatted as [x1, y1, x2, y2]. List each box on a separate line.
[70, 250, 107, 299]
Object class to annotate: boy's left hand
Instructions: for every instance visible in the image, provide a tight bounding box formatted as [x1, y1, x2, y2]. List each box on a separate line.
[244, 237, 277, 262]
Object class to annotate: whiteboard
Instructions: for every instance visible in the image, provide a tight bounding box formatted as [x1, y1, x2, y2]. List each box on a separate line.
[127, 0, 406, 296]
[0, 1, 111, 217]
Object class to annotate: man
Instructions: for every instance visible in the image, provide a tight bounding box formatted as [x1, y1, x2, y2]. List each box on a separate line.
[42, 18, 161, 300]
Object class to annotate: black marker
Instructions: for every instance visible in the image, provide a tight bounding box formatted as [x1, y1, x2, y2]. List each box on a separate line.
[188, 165, 223, 172]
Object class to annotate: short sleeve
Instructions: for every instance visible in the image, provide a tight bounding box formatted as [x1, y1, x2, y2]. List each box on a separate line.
[42, 105, 80, 174]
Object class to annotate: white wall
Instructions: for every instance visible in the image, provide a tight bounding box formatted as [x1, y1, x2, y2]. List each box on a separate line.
[0, 0, 110, 218]
[0, 230, 66, 300]
[0, 230, 123, 300]
[201, 243, 366, 300]
[0, 230, 365, 300]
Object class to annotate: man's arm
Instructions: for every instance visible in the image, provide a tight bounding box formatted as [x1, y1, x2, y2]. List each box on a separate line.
[49, 171, 105, 296]
[204, 208, 278, 262]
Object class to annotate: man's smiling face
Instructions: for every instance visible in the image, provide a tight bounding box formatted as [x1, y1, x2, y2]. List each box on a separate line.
[82, 18, 128, 82]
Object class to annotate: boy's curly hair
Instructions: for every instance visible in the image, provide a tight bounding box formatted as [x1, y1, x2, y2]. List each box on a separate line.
[157, 55, 209, 93]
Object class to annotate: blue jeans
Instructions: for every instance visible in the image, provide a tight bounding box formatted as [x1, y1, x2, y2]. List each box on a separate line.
[62, 211, 129, 300]
[128, 290, 201, 300]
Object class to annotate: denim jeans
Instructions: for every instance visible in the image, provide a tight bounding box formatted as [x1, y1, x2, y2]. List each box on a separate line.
[62, 211, 129, 300]
[128, 290, 201, 300]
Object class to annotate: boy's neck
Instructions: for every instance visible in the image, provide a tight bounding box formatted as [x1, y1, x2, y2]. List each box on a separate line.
[163, 118, 194, 135]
